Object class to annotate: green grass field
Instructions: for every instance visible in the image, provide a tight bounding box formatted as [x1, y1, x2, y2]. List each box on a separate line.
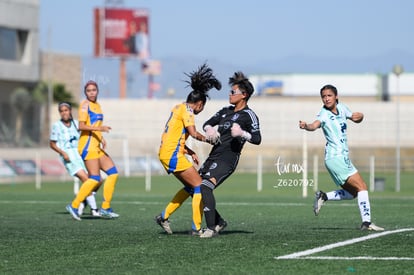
[1, 172, 413, 274]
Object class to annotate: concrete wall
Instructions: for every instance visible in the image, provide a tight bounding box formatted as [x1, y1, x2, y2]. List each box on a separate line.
[40, 52, 82, 102]
[48, 97, 412, 161]
[1, 97, 411, 176]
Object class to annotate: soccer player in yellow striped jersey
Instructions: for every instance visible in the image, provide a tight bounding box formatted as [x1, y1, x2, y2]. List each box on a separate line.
[155, 63, 222, 235]
[78, 98, 104, 160]
[66, 80, 120, 220]
[159, 103, 199, 172]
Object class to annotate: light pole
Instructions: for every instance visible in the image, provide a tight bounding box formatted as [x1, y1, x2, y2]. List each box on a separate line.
[47, 26, 53, 144]
[393, 64, 403, 192]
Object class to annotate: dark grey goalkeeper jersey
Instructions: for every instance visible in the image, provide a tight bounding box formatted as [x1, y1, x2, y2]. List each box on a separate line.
[203, 105, 261, 160]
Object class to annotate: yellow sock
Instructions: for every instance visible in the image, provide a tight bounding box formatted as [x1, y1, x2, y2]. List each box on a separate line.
[191, 186, 203, 231]
[101, 173, 118, 209]
[72, 178, 99, 209]
[163, 188, 190, 220]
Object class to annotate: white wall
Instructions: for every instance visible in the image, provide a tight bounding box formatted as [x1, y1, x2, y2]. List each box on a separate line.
[55, 98, 412, 159]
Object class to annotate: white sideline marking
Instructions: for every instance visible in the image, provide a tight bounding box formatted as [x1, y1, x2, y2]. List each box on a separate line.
[276, 228, 414, 260]
[0, 200, 311, 207]
[299, 256, 414, 261]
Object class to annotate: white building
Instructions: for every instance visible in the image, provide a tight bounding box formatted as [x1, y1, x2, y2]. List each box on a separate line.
[249, 73, 414, 100]
[0, 0, 39, 83]
[0, 0, 40, 145]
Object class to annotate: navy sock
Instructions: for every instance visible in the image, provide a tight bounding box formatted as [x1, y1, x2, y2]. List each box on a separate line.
[201, 180, 216, 230]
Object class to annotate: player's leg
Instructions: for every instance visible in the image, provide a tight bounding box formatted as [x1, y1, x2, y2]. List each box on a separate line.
[74, 169, 98, 215]
[155, 156, 196, 234]
[315, 156, 355, 215]
[99, 154, 119, 218]
[67, 159, 101, 220]
[200, 159, 234, 238]
[214, 209, 228, 233]
[174, 167, 203, 232]
[200, 179, 217, 237]
[154, 186, 192, 235]
[162, 186, 192, 220]
[326, 189, 355, 200]
[344, 172, 384, 231]
[191, 185, 203, 234]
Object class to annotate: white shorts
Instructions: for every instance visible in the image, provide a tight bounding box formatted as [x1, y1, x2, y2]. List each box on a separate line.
[62, 149, 86, 176]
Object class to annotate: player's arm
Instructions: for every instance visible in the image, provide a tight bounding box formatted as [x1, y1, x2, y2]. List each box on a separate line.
[186, 125, 207, 143]
[49, 140, 70, 162]
[200, 108, 226, 144]
[299, 120, 321, 131]
[203, 108, 224, 129]
[231, 112, 261, 145]
[78, 121, 111, 133]
[184, 145, 199, 165]
[78, 101, 111, 132]
[101, 136, 107, 150]
[350, 112, 364, 123]
[203, 113, 221, 144]
[248, 114, 261, 145]
[231, 123, 261, 145]
[249, 127, 261, 145]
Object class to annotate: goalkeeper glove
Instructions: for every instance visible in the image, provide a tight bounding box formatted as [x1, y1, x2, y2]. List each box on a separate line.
[204, 125, 220, 144]
[231, 123, 252, 141]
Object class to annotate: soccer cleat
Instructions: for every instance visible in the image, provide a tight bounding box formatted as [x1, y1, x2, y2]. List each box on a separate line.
[99, 208, 120, 219]
[155, 214, 172, 234]
[91, 209, 101, 217]
[191, 229, 203, 236]
[215, 220, 228, 233]
[200, 228, 218, 238]
[360, 222, 384, 231]
[78, 202, 85, 216]
[66, 204, 81, 221]
[313, 190, 327, 216]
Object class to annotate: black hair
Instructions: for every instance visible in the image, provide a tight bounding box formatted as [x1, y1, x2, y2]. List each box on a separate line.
[58, 101, 78, 131]
[320, 84, 339, 103]
[184, 63, 221, 104]
[229, 71, 254, 101]
[58, 101, 72, 111]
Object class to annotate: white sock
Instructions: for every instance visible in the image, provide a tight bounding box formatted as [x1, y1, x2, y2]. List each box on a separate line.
[86, 192, 97, 210]
[326, 190, 354, 201]
[357, 190, 371, 223]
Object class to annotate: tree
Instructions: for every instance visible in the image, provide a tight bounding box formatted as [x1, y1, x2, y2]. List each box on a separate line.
[33, 81, 77, 106]
[33, 81, 77, 145]
[33, 81, 49, 146]
[52, 83, 77, 107]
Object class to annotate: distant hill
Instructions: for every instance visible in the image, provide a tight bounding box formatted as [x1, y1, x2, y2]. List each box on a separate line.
[254, 49, 414, 74]
[82, 50, 414, 99]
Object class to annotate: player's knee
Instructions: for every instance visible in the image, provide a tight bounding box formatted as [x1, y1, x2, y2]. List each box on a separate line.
[105, 166, 118, 176]
[201, 179, 215, 190]
[184, 186, 194, 195]
[193, 186, 201, 194]
[89, 174, 101, 182]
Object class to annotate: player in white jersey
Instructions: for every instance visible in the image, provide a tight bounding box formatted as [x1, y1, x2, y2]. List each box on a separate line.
[299, 84, 384, 231]
[50, 102, 100, 217]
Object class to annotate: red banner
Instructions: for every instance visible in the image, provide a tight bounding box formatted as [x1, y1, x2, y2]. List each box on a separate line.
[94, 8, 149, 59]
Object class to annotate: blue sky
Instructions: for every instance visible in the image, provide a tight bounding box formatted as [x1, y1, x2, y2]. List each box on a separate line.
[40, 0, 414, 67]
